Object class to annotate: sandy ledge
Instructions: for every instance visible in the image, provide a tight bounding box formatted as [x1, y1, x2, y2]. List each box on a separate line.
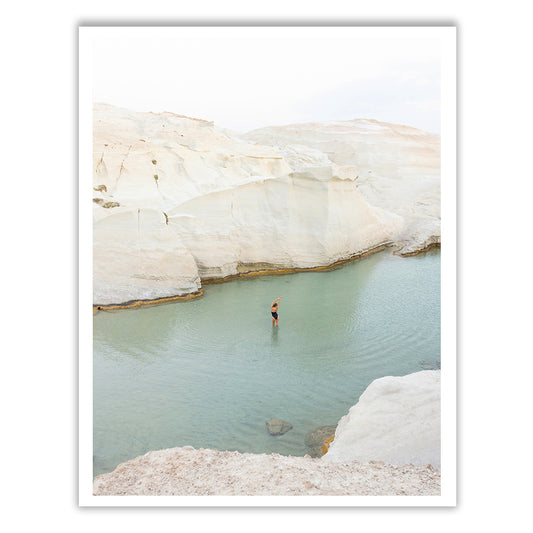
[93, 447, 440, 496]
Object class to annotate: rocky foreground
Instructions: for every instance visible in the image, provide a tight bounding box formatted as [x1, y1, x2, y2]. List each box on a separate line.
[93, 447, 440, 496]
[93, 370, 440, 497]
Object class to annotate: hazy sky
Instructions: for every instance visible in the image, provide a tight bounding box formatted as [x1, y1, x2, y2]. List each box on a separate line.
[91, 27, 442, 134]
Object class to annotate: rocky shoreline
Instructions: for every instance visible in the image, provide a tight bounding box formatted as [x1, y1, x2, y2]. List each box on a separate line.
[92, 240, 439, 312]
[93, 371, 440, 497]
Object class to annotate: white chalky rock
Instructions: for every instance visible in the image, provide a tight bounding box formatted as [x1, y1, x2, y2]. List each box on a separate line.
[93, 104, 438, 306]
[93, 208, 201, 305]
[244, 119, 441, 252]
[323, 370, 441, 467]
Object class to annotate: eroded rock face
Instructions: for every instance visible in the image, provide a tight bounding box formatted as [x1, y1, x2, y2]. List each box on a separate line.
[93, 208, 201, 305]
[266, 419, 293, 436]
[243, 119, 441, 252]
[93, 104, 439, 306]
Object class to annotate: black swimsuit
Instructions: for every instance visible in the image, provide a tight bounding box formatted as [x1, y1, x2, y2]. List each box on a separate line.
[271, 311, 278, 319]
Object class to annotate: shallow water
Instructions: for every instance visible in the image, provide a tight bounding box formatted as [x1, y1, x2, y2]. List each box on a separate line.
[93, 248, 440, 477]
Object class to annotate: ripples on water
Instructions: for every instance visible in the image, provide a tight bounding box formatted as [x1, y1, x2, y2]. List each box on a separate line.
[93, 248, 440, 477]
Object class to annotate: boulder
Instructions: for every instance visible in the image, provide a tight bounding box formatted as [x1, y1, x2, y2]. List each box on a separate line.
[304, 425, 337, 447]
[323, 370, 441, 467]
[266, 419, 293, 436]
[304, 425, 337, 457]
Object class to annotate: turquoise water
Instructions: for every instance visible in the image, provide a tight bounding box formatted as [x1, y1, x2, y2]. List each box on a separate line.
[93, 248, 440, 477]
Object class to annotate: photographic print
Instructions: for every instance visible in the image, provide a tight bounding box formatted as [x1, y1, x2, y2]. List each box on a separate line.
[79, 26, 456, 506]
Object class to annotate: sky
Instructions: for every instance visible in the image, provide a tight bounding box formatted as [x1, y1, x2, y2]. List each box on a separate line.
[91, 27, 443, 134]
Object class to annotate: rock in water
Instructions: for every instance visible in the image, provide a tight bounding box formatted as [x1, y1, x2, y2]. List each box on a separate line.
[304, 425, 337, 457]
[304, 425, 337, 447]
[266, 419, 293, 436]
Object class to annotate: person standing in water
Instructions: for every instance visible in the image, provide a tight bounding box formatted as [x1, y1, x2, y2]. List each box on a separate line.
[271, 296, 282, 326]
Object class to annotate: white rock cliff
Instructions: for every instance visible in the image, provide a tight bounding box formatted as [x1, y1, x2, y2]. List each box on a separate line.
[93, 104, 440, 306]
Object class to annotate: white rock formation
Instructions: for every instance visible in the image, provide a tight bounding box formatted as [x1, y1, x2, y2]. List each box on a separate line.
[93, 104, 439, 306]
[93, 209, 201, 304]
[323, 370, 441, 467]
[244, 119, 441, 253]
